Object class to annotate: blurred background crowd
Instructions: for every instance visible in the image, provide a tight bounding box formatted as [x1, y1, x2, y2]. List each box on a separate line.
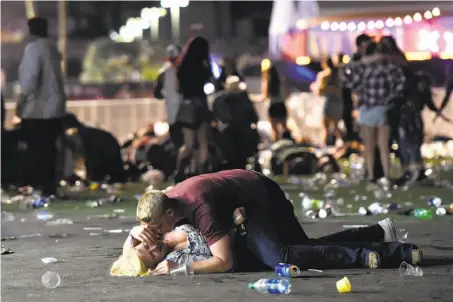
[1, 0, 453, 198]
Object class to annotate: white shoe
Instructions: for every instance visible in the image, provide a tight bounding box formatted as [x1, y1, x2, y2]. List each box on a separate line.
[378, 218, 397, 242]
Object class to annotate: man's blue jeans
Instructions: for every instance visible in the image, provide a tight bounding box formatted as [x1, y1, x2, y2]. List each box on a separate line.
[235, 173, 416, 271]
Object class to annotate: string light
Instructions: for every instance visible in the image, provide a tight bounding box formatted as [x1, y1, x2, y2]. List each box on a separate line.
[385, 18, 394, 27]
[432, 7, 441, 17]
[318, 7, 442, 32]
[358, 22, 366, 31]
[404, 15, 412, 24]
[376, 20, 384, 29]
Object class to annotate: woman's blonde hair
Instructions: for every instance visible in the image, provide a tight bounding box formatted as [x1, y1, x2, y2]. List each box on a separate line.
[110, 246, 151, 277]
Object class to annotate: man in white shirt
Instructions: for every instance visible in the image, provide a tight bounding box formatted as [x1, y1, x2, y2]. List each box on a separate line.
[16, 17, 66, 196]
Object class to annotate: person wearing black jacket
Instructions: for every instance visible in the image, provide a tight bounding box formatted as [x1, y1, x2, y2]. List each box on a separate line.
[212, 76, 259, 169]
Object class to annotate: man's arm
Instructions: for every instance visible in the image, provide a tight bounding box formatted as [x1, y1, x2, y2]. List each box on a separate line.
[191, 234, 233, 273]
[154, 71, 165, 99]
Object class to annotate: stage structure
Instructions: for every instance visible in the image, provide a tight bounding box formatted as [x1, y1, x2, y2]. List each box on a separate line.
[269, 1, 453, 63]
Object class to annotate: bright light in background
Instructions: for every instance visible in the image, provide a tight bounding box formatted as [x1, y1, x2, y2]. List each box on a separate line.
[405, 52, 432, 61]
[210, 56, 221, 78]
[296, 56, 311, 65]
[375, 20, 384, 29]
[261, 59, 271, 71]
[404, 15, 412, 24]
[385, 18, 394, 27]
[330, 22, 339, 31]
[342, 55, 350, 64]
[347, 22, 356, 31]
[432, 7, 441, 17]
[109, 31, 120, 41]
[358, 22, 366, 31]
[394, 17, 403, 26]
[424, 10, 433, 19]
[160, 0, 189, 8]
[367, 21, 375, 30]
[444, 32, 453, 53]
[417, 29, 440, 52]
[339, 22, 347, 31]
[203, 83, 215, 95]
[154, 122, 169, 136]
[321, 21, 330, 30]
[413, 13, 422, 22]
[296, 19, 308, 30]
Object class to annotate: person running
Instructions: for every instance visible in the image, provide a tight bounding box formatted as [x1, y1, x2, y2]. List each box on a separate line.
[132, 169, 422, 274]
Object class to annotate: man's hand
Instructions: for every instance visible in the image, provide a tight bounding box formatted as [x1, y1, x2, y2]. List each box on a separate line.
[152, 260, 179, 275]
[130, 224, 162, 249]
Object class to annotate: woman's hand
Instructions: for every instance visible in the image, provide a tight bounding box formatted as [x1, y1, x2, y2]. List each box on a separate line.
[152, 260, 179, 275]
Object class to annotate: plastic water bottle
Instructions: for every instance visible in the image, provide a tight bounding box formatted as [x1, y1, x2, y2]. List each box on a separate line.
[412, 208, 433, 219]
[248, 279, 291, 294]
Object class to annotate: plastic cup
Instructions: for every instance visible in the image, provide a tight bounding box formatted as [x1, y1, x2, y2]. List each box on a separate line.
[336, 276, 351, 293]
[398, 261, 423, 277]
[42, 271, 61, 289]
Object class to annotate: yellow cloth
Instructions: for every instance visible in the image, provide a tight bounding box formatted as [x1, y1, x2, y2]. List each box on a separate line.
[110, 245, 150, 277]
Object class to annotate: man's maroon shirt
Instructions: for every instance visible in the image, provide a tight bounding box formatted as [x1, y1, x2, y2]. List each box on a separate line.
[166, 170, 267, 246]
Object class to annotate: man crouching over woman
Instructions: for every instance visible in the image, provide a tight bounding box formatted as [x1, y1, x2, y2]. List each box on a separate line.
[111, 170, 423, 276]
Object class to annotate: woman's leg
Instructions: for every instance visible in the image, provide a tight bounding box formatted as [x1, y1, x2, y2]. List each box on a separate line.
[377, 125, 391, 179]
[270, 118, 280, 142]
[196, 122, 211, 174]
[361, 126, 377, 180]
[322, 118, 330, 145]
[174, 126, 196, 181]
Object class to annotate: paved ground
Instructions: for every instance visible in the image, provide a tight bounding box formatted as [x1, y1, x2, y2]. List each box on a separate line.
[2, 210, 453, 302]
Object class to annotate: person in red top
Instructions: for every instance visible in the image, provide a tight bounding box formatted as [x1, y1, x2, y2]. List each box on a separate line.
[134, 169, 421, 274]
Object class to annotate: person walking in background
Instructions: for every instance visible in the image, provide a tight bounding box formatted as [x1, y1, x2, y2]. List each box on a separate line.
[16, 17, 66, 197]
[173, 36, 213, 183]
[154, 44, 183, 149]
[344, 41, 406, 183]
[260, 62, 291, 142]
[311, 56, 343, 146]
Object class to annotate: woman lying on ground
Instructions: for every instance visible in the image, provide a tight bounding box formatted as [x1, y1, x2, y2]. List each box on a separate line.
[111, 219, 213, 276]
[111, 212, 422, 276]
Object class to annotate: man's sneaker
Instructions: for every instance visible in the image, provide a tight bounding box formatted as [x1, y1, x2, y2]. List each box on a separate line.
[378, 218, 398, 242]
[368, 251, 380, 268]
[412, 249, 423, 266]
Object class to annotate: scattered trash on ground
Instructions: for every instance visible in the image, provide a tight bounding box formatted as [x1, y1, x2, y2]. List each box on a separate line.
[45, 218, 74, 226]
[1, 237, 17, 241]
[42, 271, 61, 289]
[20, 233, 43, 238]
[249, 278, 291, 294]
[399, 261, 423, 277]
[41, 257, 64, 264]
[1, 245, 14, 255]
[275, 263, 300, 277]
[36, 211, 54, 221]
[336, 276, 352, 293]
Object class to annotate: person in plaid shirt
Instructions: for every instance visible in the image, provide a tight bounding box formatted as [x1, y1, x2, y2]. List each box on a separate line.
[343, 41, 406, 182]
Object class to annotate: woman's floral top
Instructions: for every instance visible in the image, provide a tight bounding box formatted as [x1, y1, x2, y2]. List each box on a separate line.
[166, 224, 212, 264]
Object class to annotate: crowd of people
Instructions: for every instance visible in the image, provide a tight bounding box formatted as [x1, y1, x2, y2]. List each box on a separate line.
[2, 16, 452, 197]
